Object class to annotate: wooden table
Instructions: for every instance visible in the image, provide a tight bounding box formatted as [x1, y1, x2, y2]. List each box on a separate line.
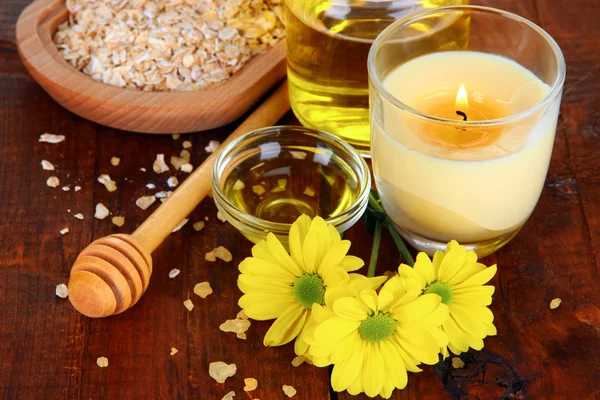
[1, 0, 599, 399]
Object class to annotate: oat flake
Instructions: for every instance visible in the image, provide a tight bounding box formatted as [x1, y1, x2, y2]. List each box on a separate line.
[193, 282, 213, 298]
[55, 283, 69, 298]
[168, 269, 180, 279]
[96, 357, 108, 368]
[282, 385, 297, 398]
[208, 361, 236, 384]
[41, 160, 55, 170]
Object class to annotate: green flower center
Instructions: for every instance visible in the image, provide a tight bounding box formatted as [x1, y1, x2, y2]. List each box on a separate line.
[293, 274, 325, 309]
[425, 281, 453, 305]
[358, 312, 396, 342]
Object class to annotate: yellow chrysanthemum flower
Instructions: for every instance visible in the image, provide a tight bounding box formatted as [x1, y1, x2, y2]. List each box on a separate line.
[397, 240, 498, 355]
[237, 215, 371, 356]
[306, 274, 449, 398]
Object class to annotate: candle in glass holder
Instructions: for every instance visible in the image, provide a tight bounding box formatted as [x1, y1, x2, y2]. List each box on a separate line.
[368, 6, 565, 257]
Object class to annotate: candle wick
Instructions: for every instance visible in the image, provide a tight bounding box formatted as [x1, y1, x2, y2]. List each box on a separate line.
[456, 110, 468, 121]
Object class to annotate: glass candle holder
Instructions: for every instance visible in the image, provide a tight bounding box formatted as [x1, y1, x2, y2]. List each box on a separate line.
[368, 6, 566, 257]
[285, 0, 470, 156]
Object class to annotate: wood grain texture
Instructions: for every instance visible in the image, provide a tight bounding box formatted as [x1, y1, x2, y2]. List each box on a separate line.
[1, 0, 600, 399]
[15, 0, 287, 134]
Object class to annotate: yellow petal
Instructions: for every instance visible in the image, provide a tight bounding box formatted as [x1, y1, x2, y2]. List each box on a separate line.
[391, 293, 442, 323]
[330, 329, 361, 364]
[395, 324, 441, 365]
[266, 233, 303, 275]
[333, 297, 370, 321]
[378, 289, 394, 311]
[339, 255, 364, 272]
[397, 264, 426, 291]
[322, 267, 349, 288]
[238, 292, 297, 320]
[325, 274, 373, 307]
[368, 276, 388, 290]
[380, 340, 409, 389]
[302, 229, 319, 273]
[362, 343, 385, 398]
[413, 252, 435, 284]
[453, 264, 497, 289]
[238, 274, 293, 294]
[391, 335, 422, 372]
[264, 305, 307, 346]
[453, 285, 495, 299]
[443, 315, 470, 354]
[239, 257, 295, 283]
[437, 241, 467, 283]
[314, 317, 360, 345]
[330, 335, 365, 392]
[346, 369, 363, 396]
[360, 289, 379, 312]
[317, 241, 351, 275]
[419, 302, 449, 327]
[289, 217, 309, 269]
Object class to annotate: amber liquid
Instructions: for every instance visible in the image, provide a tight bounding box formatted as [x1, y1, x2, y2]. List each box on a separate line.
[223, 151, 360, 224]
[285, 0, 469, 154]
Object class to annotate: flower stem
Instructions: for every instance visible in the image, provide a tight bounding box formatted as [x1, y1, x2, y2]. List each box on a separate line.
[368, 192, 415, 267]
[368, 221, 383, 278]
[384, 220, 414, 267]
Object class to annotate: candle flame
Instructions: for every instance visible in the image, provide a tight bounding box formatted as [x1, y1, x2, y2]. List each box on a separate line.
[456, 84, 469, 109]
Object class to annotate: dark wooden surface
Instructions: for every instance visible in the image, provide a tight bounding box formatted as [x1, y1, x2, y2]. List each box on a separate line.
[1, 0, 600, 399]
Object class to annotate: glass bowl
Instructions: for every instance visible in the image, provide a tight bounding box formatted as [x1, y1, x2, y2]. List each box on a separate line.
[212, 126, 371, 246]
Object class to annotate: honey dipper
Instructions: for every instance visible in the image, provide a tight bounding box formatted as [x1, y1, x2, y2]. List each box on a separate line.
[68, 81, 290, 318]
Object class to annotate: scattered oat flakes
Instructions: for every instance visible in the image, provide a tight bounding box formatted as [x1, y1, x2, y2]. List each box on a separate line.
[94, 203, 110, 219]
[153, 154, 169, 174]
[205, 246, 233, 262]
[244, 378, 258, 392]
[181, 163, 193, 173]
[74, 185, 81, 192]
[180, 150, 191, 161]
[183, 299, 194, 311]
[236, 310, 248, 320]
[46, 176, 60, 188]
[60, 227, 70, 235]
[98, 174, 117, 192]
[204, 216, 209, 221]
[290, 151, 307, 160]
[41, 160, 55, 170]
[452, 357, 465, 369]
[193, 282, 213, 298]
[140, 167, 147, 172]
[55, 283, 69, 298]
[172, 134, 181, 140]
[111, 157, 120, 166]
[170, 347, 178, 356]
[168, 269, 180, 278]
[112, 216, 125, 227]
[222, 391, 235, 400]
[220, 318, 251, 339]
[550, 298, 562, 309]
[304, 187, 316, 197]
[39, 133, 65, 143]
[74, 213, 84, 220]
[252, 184, 266, 195]
[136, 195, 156, 210]
[172, 219, 188, 233]
[193, 221, 205, 232]
[208, 361, 237, 384]
[205, 140, 220, 153]
[182, 140, 192, 149]
[291, 356, 305, 367]
[170, 156, 186, 170]
[282, 385, 296, 398]
[146, 183, 156, 189]
[216, 211, 226, 223]
[233, 179, 245, 190]
[96, 357, 108, 368]
[62, 186, 70, 191]
[167, 176, 179, 188]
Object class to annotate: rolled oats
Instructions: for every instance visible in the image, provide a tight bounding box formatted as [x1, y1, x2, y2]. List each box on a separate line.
[94, 203, 110, 219]
[47, 176, 60, 188]
[54, 0, 284, 92]
[55, 283, 69, 298]
[41, 160, 55, 170]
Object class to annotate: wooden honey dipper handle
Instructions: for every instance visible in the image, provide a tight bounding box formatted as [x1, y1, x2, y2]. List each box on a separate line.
[68, 81, 290, 318]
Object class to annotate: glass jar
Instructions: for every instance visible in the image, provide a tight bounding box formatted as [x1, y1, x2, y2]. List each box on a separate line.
[368, 6, 566, 257]
[285, 0, 470, 155]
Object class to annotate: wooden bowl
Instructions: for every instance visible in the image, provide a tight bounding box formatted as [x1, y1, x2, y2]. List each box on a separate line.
[15, 0, 287, 133]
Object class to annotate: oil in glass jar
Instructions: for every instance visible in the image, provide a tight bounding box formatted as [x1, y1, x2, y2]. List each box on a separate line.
[285, 0, 470, 155]
[222, 151, 359, 225]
